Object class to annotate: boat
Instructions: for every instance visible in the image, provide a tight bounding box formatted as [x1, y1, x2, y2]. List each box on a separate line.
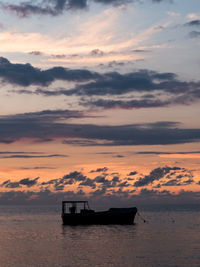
[61, 200, 137, 225]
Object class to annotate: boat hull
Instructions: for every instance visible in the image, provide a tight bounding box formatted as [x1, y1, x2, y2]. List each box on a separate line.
[62, 207, 137, 225]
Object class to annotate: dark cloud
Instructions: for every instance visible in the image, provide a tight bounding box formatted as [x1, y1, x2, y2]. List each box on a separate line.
[128, 171, 137, 176]
[41, 179, 58, 186]
[0, 165, 198, 206]
[39, 171, 89, 191]
[91, 187, 107, 197]
[189, 31, 200, 38]
[95, 175, 110, 184]
[132, 49, 151, 53]
[1, 177, 39, 188]
[1, 0, 171, 17]
[63, 123, 200, 146]
[139, 188, 171, 197]
[1, 110, 200, 146]
[114, 154, 124, 158]
[0, 151, 43, 154]
[118, 181, 130, 187]
[19, 177, 39, 187]
[39, 169, 124, 192]
[51, 54, 68, 59]
[111, 176, 121, 185]
[62, 139, 104, 146]
[0, 188, 199, 206]
[185, 20, 200, 27]
[1, 0, 68, 17]
[21, 166, 56, 170]
[79, 178, 96, 188]
[90, 167, 108, 173]
[105, 61, 126, 69]
[54, 184, 65, 191]
[93, 0, 131, 4]
[90, 49, 104, 57]
[67, 0, 87, 9]
[91, 174, 124, 189]
[134, 166, 182, 187]
[37, 168, 128, 192]
[62, 171, 86, 180]
[162, 178, 194, 187]
[137, 151, 200, 155]
[0, 154, 67, 159]
[0, 189, 87, 205]
[135, 166, 194, 188]
[70, 70, 179, 96]
[0, 57, 99, 86]
[29, 51, 43, 56]
[3, 57, 200, 108]
[19, 69, 200, 108]
[82, 98, 170, 109]
[0, 108, 87, 127]
[1, 180, 21, 188]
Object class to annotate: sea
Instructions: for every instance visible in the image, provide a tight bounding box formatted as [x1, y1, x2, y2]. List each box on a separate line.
[0, 204, 199, 267]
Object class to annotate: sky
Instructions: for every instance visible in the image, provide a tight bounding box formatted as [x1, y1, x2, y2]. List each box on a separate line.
[0, 0, 200, 206]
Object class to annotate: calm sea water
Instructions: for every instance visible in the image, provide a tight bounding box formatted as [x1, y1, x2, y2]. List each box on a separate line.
[0, 205, 200, 267]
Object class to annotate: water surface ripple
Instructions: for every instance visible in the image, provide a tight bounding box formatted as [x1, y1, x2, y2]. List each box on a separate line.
[0, 205, 199, 267]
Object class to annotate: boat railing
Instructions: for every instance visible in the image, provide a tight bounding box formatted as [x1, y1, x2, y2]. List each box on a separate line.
[62, 201, 91, 214]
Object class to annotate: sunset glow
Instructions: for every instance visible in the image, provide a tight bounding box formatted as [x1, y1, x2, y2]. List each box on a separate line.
[0, 0, 200, 205]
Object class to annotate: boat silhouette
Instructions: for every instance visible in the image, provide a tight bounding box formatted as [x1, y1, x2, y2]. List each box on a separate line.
[62, 201, 137, 225]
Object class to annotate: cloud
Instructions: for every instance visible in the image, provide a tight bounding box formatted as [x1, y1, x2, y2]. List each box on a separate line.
[0, 188, 199, 206]
[1, 177, 39, 188]
[3, 57, 200, 109]
[41, 179, 58, 186]
[0, 108, 87, 123]
[90, 49, 105, 57]
[0, 154, 67, 159]
[90, 167, 108, 173]
[1, 110, 200, 145]
[128, 171, 137, 176]
[95, 175, 110, 184]
[162, 178, 194, 187]
[79, 178, 96, 188]
[82, 98, 171, 109]
[0, 164, 198, 205]
[0, 189, 87, 205]
[69, 70, 179, 96]
[1, 0, 172, 17]
[134, 166, 183, 187]
[62, 123, 200, 146]
[38, 169, 124, 192]
[114, 154, 124, 158]
[189, 31, 200, 38]
[184, 20, 200, 27]
[137, 151, 200, 155]
[118, 181, 130, 187]
[19, 177, 39, 187]
[1, 0, 68, 17]
[39, 171, 89, 191]
[21, 166, 56, 170]
[54, 184, 65, 191]
[1, 180, 21, 188]
[62, 171, 87, 181]
[0, 57, 100, 86]
[0, 151, 44, 154]
[19, 69, 200, 108]
[29, 51, 44, 56]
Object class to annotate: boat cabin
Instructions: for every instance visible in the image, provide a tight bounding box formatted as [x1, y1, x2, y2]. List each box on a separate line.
[62, 200, 94, 215]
